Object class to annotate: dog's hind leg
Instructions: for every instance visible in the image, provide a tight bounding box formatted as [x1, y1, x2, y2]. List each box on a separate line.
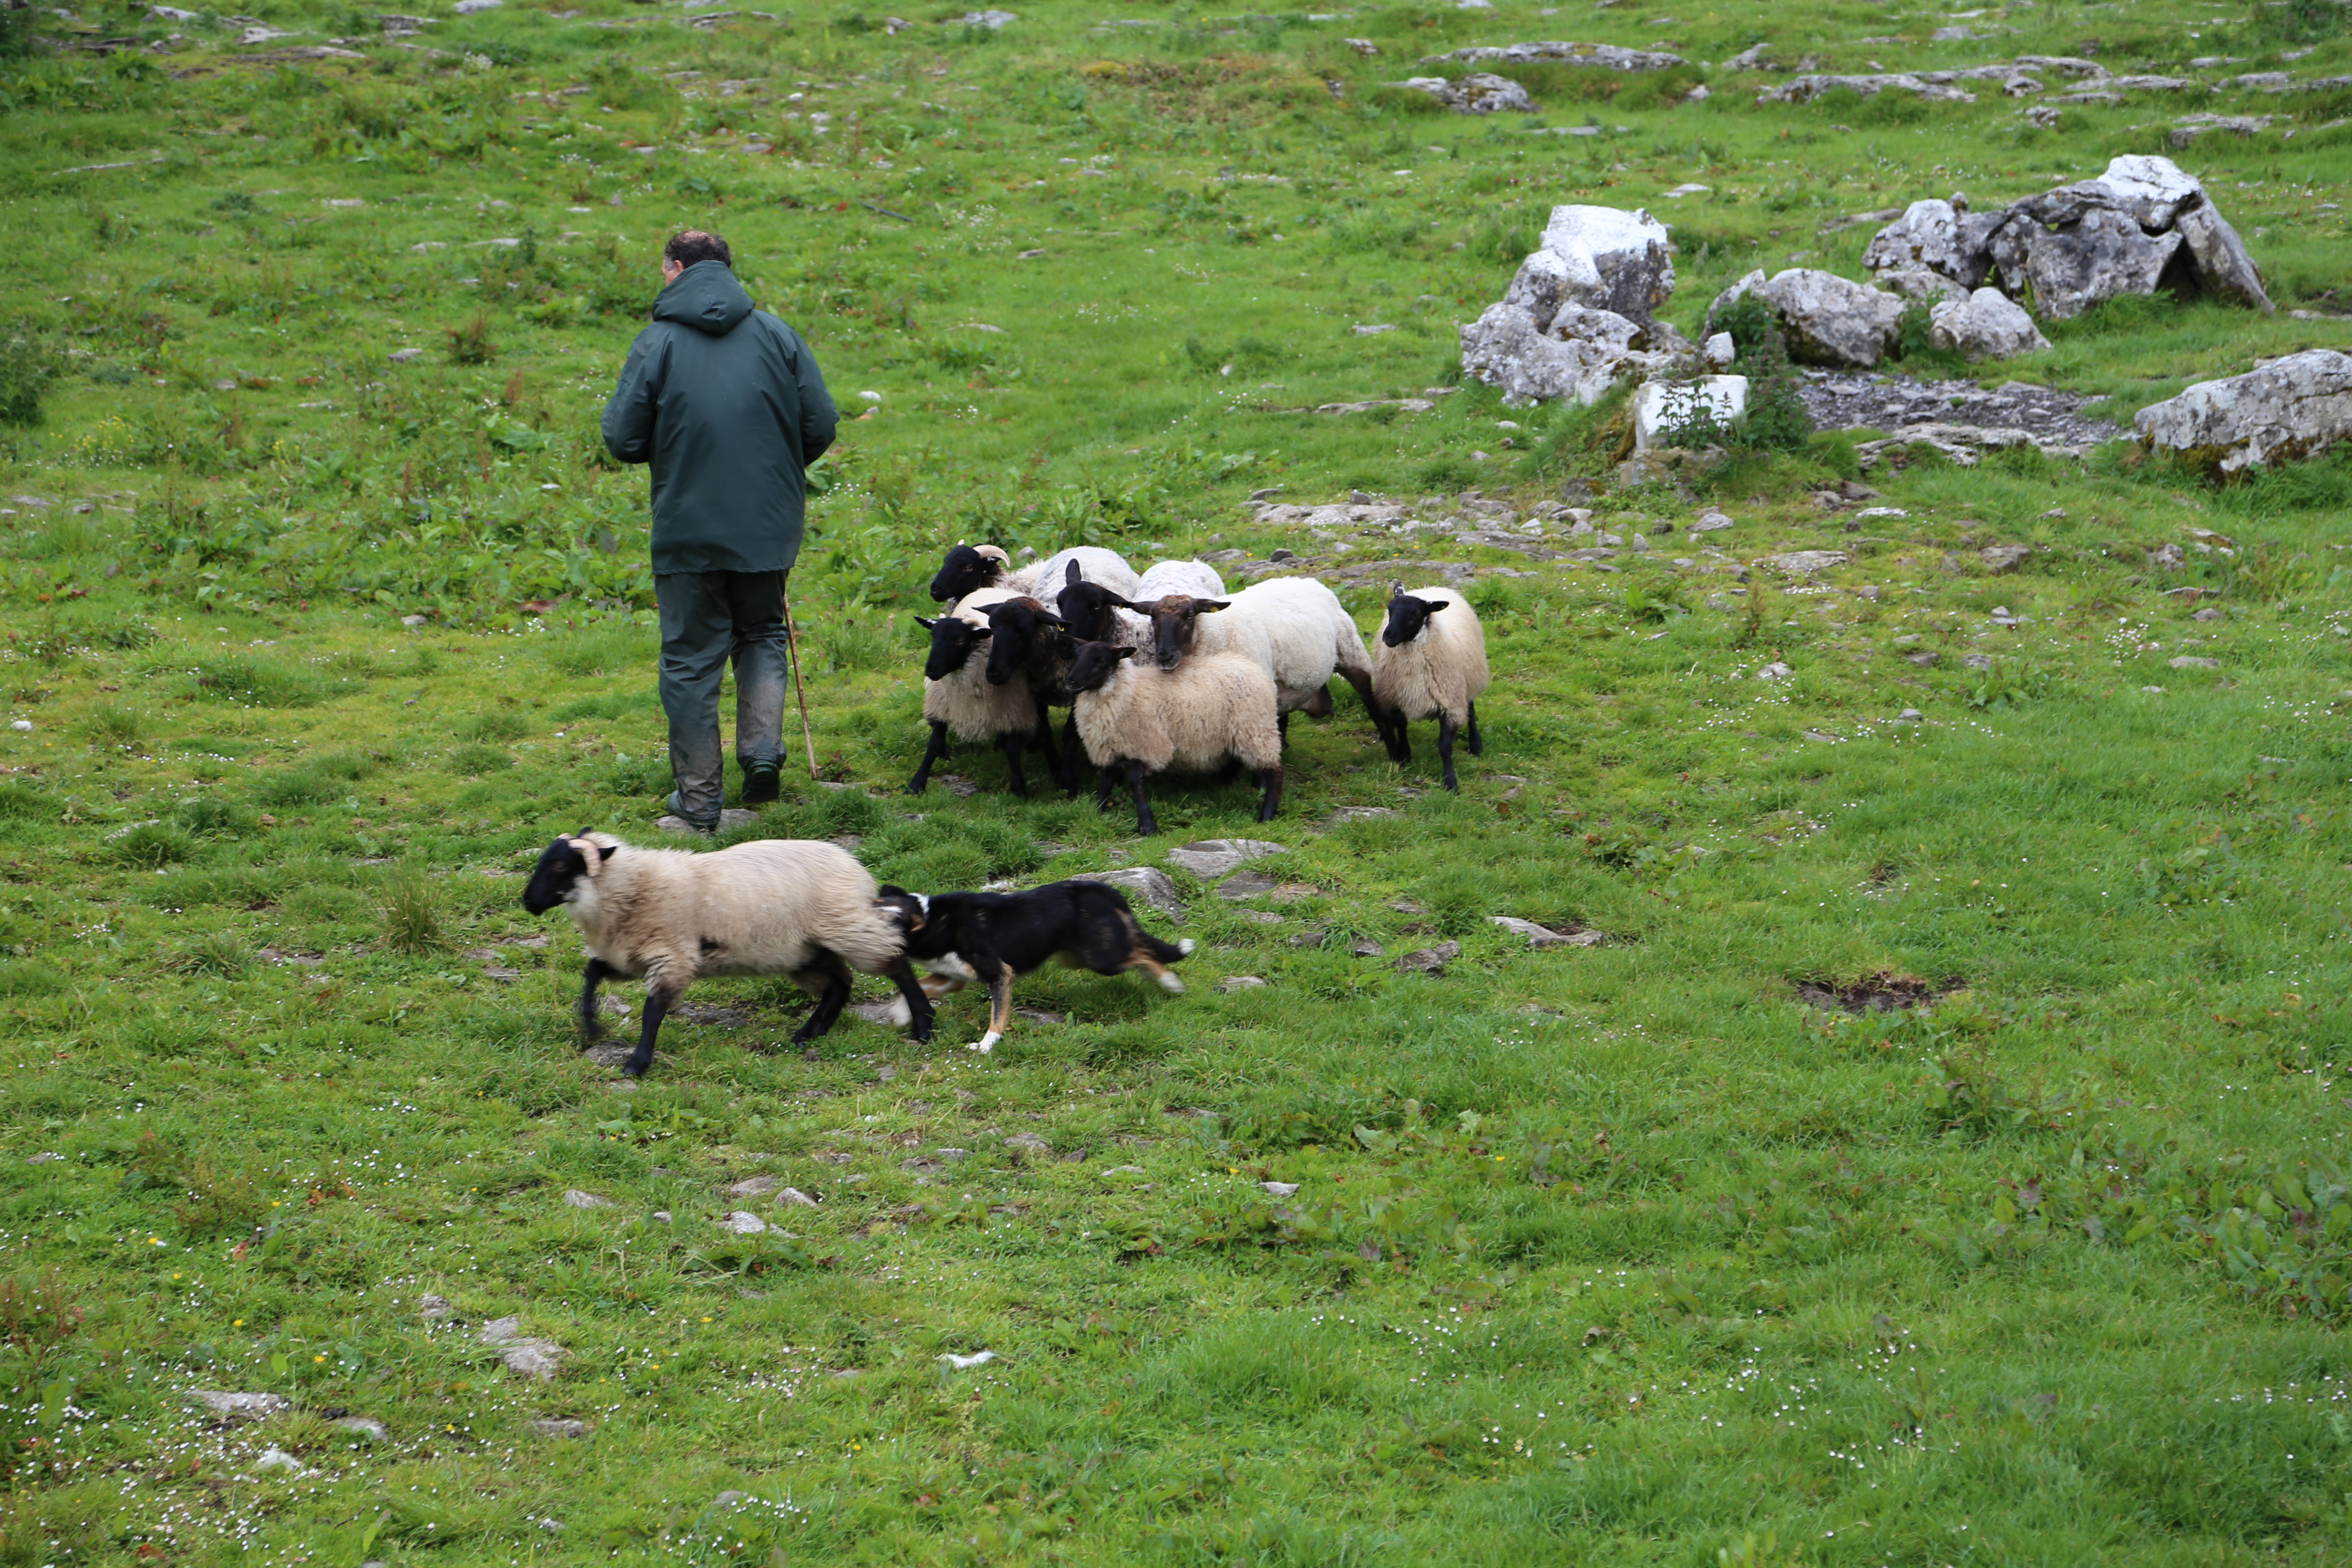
[967, 948, 1014, 1054]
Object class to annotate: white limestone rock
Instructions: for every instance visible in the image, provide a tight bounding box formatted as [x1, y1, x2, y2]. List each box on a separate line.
[2134, 349, 2352, 474]
[1928, 288, 2051, 361]
[1633, 376, 1750, 450]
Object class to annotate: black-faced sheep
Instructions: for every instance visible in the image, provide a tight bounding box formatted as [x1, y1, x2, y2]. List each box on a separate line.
[1063, 638, 1283, 836]
[1126, 576, 1378, 739]
[1372, 585, 1491, 791]
[908, 585, 1060, 796]
[521, 832, 935, 1078]
[1055, 558, 1229, 647]
[927, 543, 1141, 607]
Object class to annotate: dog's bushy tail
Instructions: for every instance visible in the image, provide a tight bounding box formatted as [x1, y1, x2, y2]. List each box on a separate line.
[1127, 914, 1190, 966]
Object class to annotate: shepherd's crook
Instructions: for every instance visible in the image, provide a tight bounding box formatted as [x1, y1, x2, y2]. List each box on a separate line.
[781, 583, 819, 776]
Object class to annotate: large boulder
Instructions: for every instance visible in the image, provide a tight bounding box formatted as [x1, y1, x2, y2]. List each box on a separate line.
[1516, 205, 1675, 326]
[1708, 269, 1905, 368]
[1862, 155, 2271, 318]
[1929, 288, 2051, 360]
[2134, 349, 2352, 474]
[1859, 197, 2002, 288]
[1460, 204, 1684, 403]
[1986, 203, 2180, 320]
[2174, 201, 2272, 312]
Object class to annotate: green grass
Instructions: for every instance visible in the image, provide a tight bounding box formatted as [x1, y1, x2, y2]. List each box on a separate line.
[1, 0, 2351, 1563]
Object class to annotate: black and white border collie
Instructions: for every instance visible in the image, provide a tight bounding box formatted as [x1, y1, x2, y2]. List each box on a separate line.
[874, 879, 1194, 1052]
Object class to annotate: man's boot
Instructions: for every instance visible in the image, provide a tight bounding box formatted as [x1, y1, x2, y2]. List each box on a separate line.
[740, 760, 781, 805]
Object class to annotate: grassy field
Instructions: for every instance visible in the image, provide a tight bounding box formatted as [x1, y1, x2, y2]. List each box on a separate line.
[3, 0, 2352, 1562]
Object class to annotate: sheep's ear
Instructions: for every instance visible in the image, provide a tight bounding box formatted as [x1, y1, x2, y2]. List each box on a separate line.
[1036, 613, 1066, 629]
[1196, 599, 1231, 614]
[915, 616, 938, 631]
[1066, 560, 1082, 586]
[1114, 646, 1137, 662]
[596, 843, 616, 861]
[971, 625, 993, 639]
[1424, 598, 1448, 615]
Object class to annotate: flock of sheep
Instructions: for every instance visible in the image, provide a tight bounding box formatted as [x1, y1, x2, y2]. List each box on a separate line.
[519, 543, 1496, 1073]
[911, 542, 1494, 827]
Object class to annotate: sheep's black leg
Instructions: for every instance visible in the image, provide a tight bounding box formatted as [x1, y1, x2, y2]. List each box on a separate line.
[1386, 715, 1412, 763]
[882, 956, 936, 1044]
[1095, 762, 1120, 815]
[1127, 761, 1158, 837]
[998, 732, 1030, 798]
[623, 979, 677, 1078]
[1465, 699, 1484, 756]
[577, 957, 611, 1042]
[1060, 710, 1084, 793]
[1256, 766, 1284, 823]
[906, 721, 949, 795]
[1436, 717, 1461, 793]
[1277, 710, 1291, 746]
[792, 951, 856, 1044]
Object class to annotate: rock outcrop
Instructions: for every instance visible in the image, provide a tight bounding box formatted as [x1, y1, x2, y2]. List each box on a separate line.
[2134, 349, 2352, 474]
[1460, 205, 1696, 404]
[1861, 154, 2271, 318]
[1929, 288, 2051, 360]
[1706, 269, 1906, 368]
[1633, 376, 1749, 450]
[1393, 73, 1535, 113]
[1421, 41, 1684, 70]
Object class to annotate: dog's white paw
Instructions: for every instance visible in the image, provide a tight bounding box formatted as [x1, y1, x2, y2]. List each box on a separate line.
[972, 1031, 1000, 1054]
[1157, 972, 1186, 993]
[1176, 938, 1196, 957]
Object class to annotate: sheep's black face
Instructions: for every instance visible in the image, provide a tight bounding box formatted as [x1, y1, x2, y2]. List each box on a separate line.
[928, 545, 998, 604]
[1054, 579, 1134, 645]
[1064, 639, 1136, 695]
[1146, 594, 1227, 671]
[917, 615, 990, 681]
[523, 836, 591, 915]
[982, 599, 1063, 688]
[1381, 593, 1445, 648]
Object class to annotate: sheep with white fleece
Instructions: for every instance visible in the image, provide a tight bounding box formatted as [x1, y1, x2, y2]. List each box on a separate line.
[1063, 639, 1283, 836]
[909, 585, 1060, 796]
[927, 543, 1140, 608]
[1371, 584, 1491, 791]
[521, 832, 935, 1078]
[1132, 575, 1378, 737]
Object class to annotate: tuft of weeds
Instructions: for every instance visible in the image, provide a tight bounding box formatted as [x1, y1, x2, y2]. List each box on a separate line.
[379, 865, 449, 954]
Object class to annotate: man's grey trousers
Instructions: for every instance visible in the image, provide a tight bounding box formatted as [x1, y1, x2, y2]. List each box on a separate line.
[655, 570, 789, 825]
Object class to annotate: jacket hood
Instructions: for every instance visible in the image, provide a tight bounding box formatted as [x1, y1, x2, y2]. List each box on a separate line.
[651, 261, 755, 336]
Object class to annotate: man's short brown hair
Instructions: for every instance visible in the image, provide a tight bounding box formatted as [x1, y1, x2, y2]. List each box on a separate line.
[664, 230, 732, 270]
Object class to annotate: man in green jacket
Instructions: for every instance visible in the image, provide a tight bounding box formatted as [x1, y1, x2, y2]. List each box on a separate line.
[601, 230, 838, 830]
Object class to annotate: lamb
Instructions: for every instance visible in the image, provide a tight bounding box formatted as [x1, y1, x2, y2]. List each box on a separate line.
[927, 543, 1140, 607]
[908, 585, 1060, 796]
[1063, 638, 1283, 836]
[521, 832, 935, 1078]
[1127, 576, 1379, 738]
[1055, 558, 1229, 647]
[1371, 585, 1491, 791]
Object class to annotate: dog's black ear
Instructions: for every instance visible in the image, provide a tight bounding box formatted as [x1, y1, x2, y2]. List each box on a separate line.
[879, 884, 905, 896]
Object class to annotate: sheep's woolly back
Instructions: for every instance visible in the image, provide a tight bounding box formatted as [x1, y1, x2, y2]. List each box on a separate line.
[562, 833, 903, 984]
[924, 586, 1043, 742]
[1135, 559, 1226, 600]
[1073, 650, 1281, 776]
[1035, 545, 1140, 601]
[1372, 586, 1491, 727]
[1186, 575, 1373, 711]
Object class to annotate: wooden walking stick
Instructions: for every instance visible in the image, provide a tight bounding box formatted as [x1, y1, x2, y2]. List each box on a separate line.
[780, 582, 820, 776]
